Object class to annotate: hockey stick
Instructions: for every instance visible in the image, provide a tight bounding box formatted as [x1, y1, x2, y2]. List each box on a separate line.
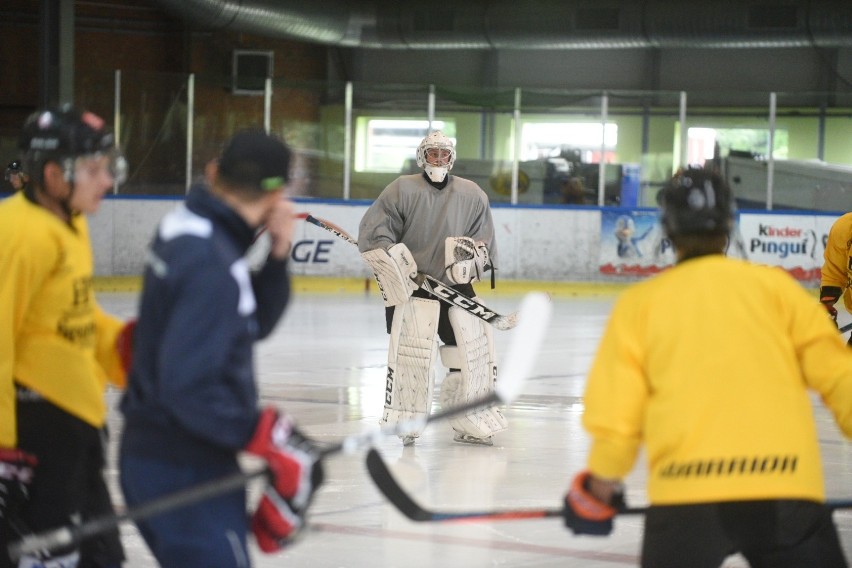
[367, 448, 644, 522]
[8, 294, 548, 560]
[839, 322, 852, 334]
[364, 291, 570, 522]
[302, 213, 519, 330]
[367, 448, 852, 523]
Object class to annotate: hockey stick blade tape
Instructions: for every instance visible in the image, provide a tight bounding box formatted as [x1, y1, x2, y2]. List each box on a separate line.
[494, 292, 552, 404]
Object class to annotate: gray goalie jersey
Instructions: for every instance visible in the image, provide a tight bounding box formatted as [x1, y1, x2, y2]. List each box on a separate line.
[358, 173, 497, 286]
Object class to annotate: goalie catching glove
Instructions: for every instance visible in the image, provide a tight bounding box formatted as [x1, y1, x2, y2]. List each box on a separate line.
[245, 407, 325, 552]
[562, 470, 625, 536]
[444, 237, 490, 285]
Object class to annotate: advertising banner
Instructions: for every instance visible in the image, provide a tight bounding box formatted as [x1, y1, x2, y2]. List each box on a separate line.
[598, 210, 673, 276]
[737, 214, 834, 282]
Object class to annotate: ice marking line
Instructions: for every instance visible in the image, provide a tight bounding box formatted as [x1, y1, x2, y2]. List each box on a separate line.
[308, 522, 639, 563]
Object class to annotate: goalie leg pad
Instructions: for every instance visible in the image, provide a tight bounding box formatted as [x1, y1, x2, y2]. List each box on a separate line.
[383, 297, 440, 440]
[361, 244, 419, 307]
[438, 302, 507, 439]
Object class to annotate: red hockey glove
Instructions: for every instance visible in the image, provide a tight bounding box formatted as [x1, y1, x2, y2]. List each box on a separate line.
[116, 319, 137, 373]
[245, 408, 324, 553]
[0, 448, 37, 522]
[562, 470, 624, 536]
[251, 487, 303, 552]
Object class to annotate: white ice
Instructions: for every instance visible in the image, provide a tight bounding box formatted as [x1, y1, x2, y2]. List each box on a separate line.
[96, 290, 852, 568]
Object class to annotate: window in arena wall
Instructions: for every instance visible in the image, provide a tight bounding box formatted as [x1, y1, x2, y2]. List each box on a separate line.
[687, 127, 789, 165]
[520, 122, 618, 163]
[355, 119, 453, 173]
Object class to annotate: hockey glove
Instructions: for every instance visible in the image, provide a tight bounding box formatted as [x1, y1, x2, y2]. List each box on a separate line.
[251, 487, 303, 552]
[820, 286, 842, 328]
[826, 304, 839, 327]
[0, 448, 37, 522]
[562, 470, 624, 536]
[116, 319, 137, 373]
[245, 407, 324, 551]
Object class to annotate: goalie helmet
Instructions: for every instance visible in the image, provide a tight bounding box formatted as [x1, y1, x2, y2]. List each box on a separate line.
[659, 167, 733, 238]
[19, 104, 126, 185]
[416, 131, 455, 183]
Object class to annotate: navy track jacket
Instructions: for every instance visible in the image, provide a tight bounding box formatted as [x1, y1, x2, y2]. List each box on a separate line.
[120, 185, 290, 463]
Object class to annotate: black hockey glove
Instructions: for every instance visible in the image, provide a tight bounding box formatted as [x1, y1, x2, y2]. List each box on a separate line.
[563, 470, 625, 536]
[820, 286, 842, 328]
[0, 448, 37, 523]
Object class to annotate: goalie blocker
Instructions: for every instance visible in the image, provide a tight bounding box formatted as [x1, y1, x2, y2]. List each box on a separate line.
[361, 244, 419, 307]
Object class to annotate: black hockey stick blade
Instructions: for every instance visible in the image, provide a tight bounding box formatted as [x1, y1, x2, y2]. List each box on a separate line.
[366, 448, 564, 522]
[839, 321, 852, 334]
[366, 292, 559, 520]
[366, 447, 647, 522]
[303, 213, 520, 330]
[368, 447, 852, 524]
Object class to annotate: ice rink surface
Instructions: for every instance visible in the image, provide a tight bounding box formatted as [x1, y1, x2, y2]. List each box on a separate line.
[96, 289, 852, 568]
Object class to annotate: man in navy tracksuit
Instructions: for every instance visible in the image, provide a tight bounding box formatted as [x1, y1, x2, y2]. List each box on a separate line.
[119, 129, 324, 568]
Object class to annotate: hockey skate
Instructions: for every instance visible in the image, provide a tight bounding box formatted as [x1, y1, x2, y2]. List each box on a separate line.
[453, 432, 493, 446]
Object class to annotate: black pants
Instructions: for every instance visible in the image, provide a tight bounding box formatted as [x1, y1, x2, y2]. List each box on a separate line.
[385, 283, 475, 346]
[0, 387, 125, 567]
[642, 500, 848, 568]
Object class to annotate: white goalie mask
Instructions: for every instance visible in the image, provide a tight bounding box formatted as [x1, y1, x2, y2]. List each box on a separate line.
[416, 131, 456, 182]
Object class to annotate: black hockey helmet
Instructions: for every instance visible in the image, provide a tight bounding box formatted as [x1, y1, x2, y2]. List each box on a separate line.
[658, 167, 733, 239]
[18, 104, 126, 185]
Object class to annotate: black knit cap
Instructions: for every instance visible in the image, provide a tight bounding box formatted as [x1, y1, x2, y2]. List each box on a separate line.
[218, 128, 291, 192]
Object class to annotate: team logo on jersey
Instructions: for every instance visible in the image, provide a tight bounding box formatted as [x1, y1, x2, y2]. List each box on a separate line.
[658, 454, 798, 478]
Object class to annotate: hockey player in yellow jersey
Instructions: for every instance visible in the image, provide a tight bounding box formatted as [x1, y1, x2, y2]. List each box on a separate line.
[820, 211, 852, 345]
[0, 105, 132, 568]
[561, 167, 852, 568]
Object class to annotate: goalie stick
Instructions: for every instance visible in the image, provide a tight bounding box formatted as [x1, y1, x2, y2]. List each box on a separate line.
[367, 449, 852, 524]
[302, 213, 519, 330]
[7, 294, 549, 561]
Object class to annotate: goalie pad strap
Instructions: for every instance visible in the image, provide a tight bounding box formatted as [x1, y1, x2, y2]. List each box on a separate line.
[438, 301, 507, 438]
[384, 297, 440, 438]
[362, 244, 418, 307]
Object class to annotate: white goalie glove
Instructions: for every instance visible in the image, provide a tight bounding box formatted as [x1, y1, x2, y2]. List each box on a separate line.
[444, 237, 490, 285]
[361, 243, 419, 307]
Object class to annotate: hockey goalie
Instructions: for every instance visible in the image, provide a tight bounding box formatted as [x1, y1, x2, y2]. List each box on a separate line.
[357, 131, 507, 446]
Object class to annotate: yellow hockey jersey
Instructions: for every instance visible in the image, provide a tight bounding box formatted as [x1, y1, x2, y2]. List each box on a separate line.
[584, 254, 852, 505]
[0, 192, 126, 447]
[821, 212, 852, 313]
